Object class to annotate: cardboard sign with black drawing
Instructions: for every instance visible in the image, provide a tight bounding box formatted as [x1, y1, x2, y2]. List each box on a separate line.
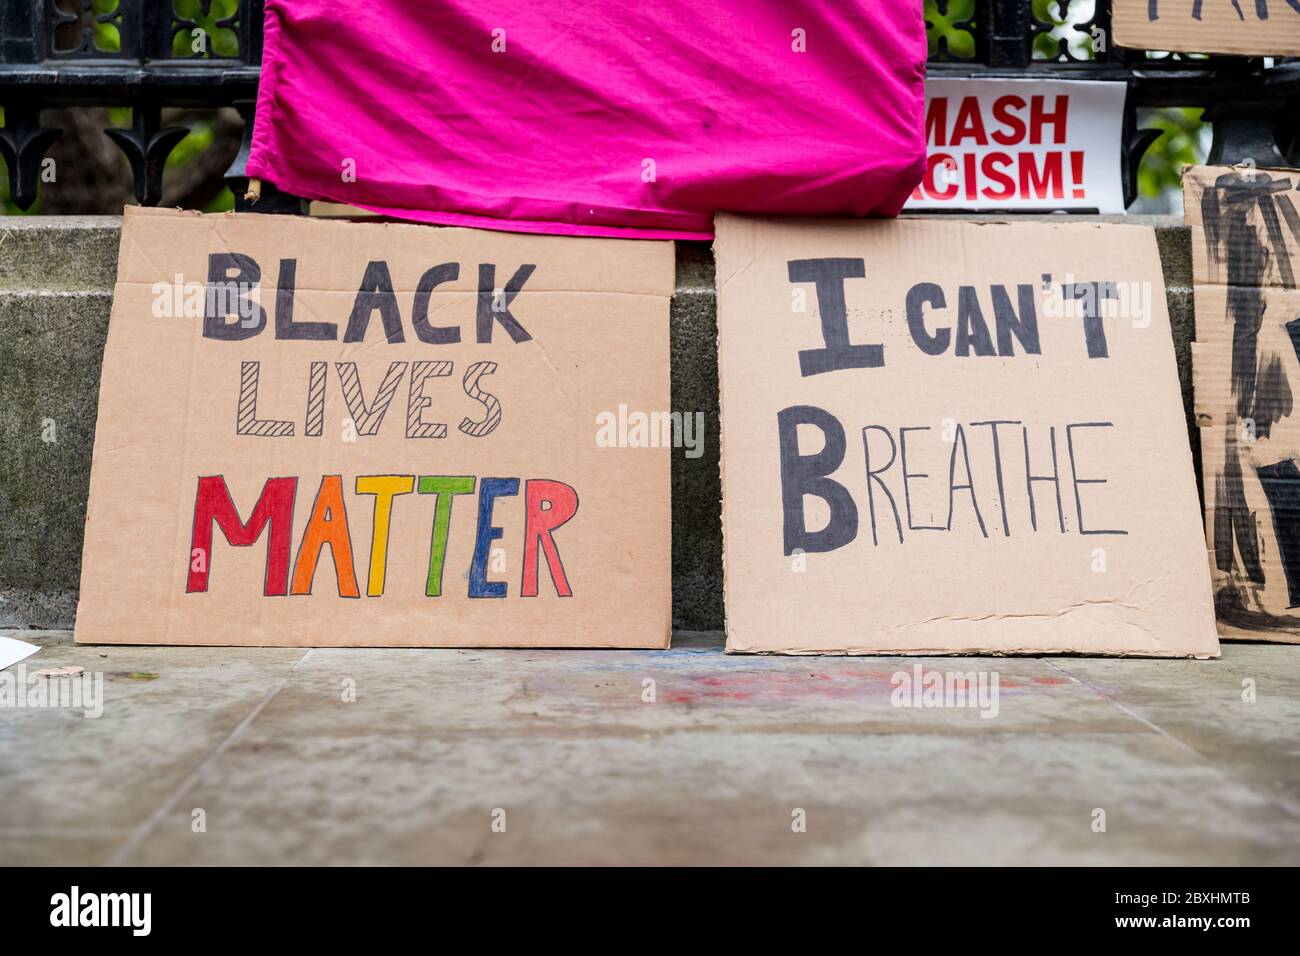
[1187, 164, 1300, 642]
[1112, 0, 1300, 58]
[715, 213, 1219, 657]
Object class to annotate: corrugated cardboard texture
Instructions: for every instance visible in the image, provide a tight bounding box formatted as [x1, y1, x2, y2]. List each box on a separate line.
[1187, 164, 1300, 642]
[716, 214, 1218, 657]
[1113, 0, 1300, 56]
[75, 207, 673, 647]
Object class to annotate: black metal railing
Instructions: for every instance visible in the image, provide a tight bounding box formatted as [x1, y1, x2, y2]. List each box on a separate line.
[0, 0, 272, 210]
[1, 0, 1297, 213]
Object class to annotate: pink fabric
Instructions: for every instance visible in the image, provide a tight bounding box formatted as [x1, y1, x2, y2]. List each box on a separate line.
[249, 1, 926, 239]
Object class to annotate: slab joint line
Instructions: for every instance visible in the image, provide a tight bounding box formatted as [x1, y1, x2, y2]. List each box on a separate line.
[106, 648, 316, 866]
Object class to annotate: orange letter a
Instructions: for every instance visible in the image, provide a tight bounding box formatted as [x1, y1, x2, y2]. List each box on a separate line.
[291, 475, 360, 597]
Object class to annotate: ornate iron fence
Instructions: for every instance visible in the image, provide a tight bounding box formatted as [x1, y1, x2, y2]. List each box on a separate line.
[1, 0, 1297, 212]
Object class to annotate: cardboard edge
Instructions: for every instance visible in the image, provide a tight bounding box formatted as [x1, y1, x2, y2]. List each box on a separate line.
[72, 637, 674, 649]
[73, 216, 143, 645]
[712, 213, 755, 656]
[118, 205, 679, 297]
[725, 641, 1220, 659]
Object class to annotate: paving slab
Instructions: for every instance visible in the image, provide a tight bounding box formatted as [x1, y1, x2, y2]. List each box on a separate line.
[1049, 648, 1300, 809]
[1, 630, 1297, 865]
[0, 630, 306, 863]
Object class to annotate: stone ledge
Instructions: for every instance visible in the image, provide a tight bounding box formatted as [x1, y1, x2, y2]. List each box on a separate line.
[0, 215, 1196, 632]
[0, 216, 123, 291]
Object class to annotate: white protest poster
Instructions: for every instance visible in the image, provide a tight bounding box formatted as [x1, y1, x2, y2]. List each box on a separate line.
[905, 79, 1127, 214]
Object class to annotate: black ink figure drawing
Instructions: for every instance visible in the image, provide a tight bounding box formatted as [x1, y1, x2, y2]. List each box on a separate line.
[1201, 170, 1300, 620]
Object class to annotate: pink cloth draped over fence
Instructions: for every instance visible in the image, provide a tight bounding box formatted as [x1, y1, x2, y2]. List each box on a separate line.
[249, 1, 926, 239]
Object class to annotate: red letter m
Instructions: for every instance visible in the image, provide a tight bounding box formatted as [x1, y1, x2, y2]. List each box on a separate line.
[187, 476, 297, 595]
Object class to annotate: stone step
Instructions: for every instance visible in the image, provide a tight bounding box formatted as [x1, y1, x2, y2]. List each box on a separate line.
[0, 288, 110, 629]
[0, 216, 122, 291]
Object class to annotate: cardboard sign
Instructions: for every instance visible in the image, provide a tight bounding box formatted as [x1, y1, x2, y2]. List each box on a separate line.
[1187, 164, 1300, 642]
[715, 213, 1218, 657]
[904, 79, 1126, 214]
[1113, 0, 1300, 57]
[75, 207, 673, 647]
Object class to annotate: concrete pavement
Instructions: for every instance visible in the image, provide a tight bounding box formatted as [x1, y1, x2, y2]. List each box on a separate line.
[1, 630, 1297, 865]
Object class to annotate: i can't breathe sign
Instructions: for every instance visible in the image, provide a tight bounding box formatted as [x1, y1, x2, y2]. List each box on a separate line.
[714, 213, 1218, 657]
[904, 78, 1126, 214]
